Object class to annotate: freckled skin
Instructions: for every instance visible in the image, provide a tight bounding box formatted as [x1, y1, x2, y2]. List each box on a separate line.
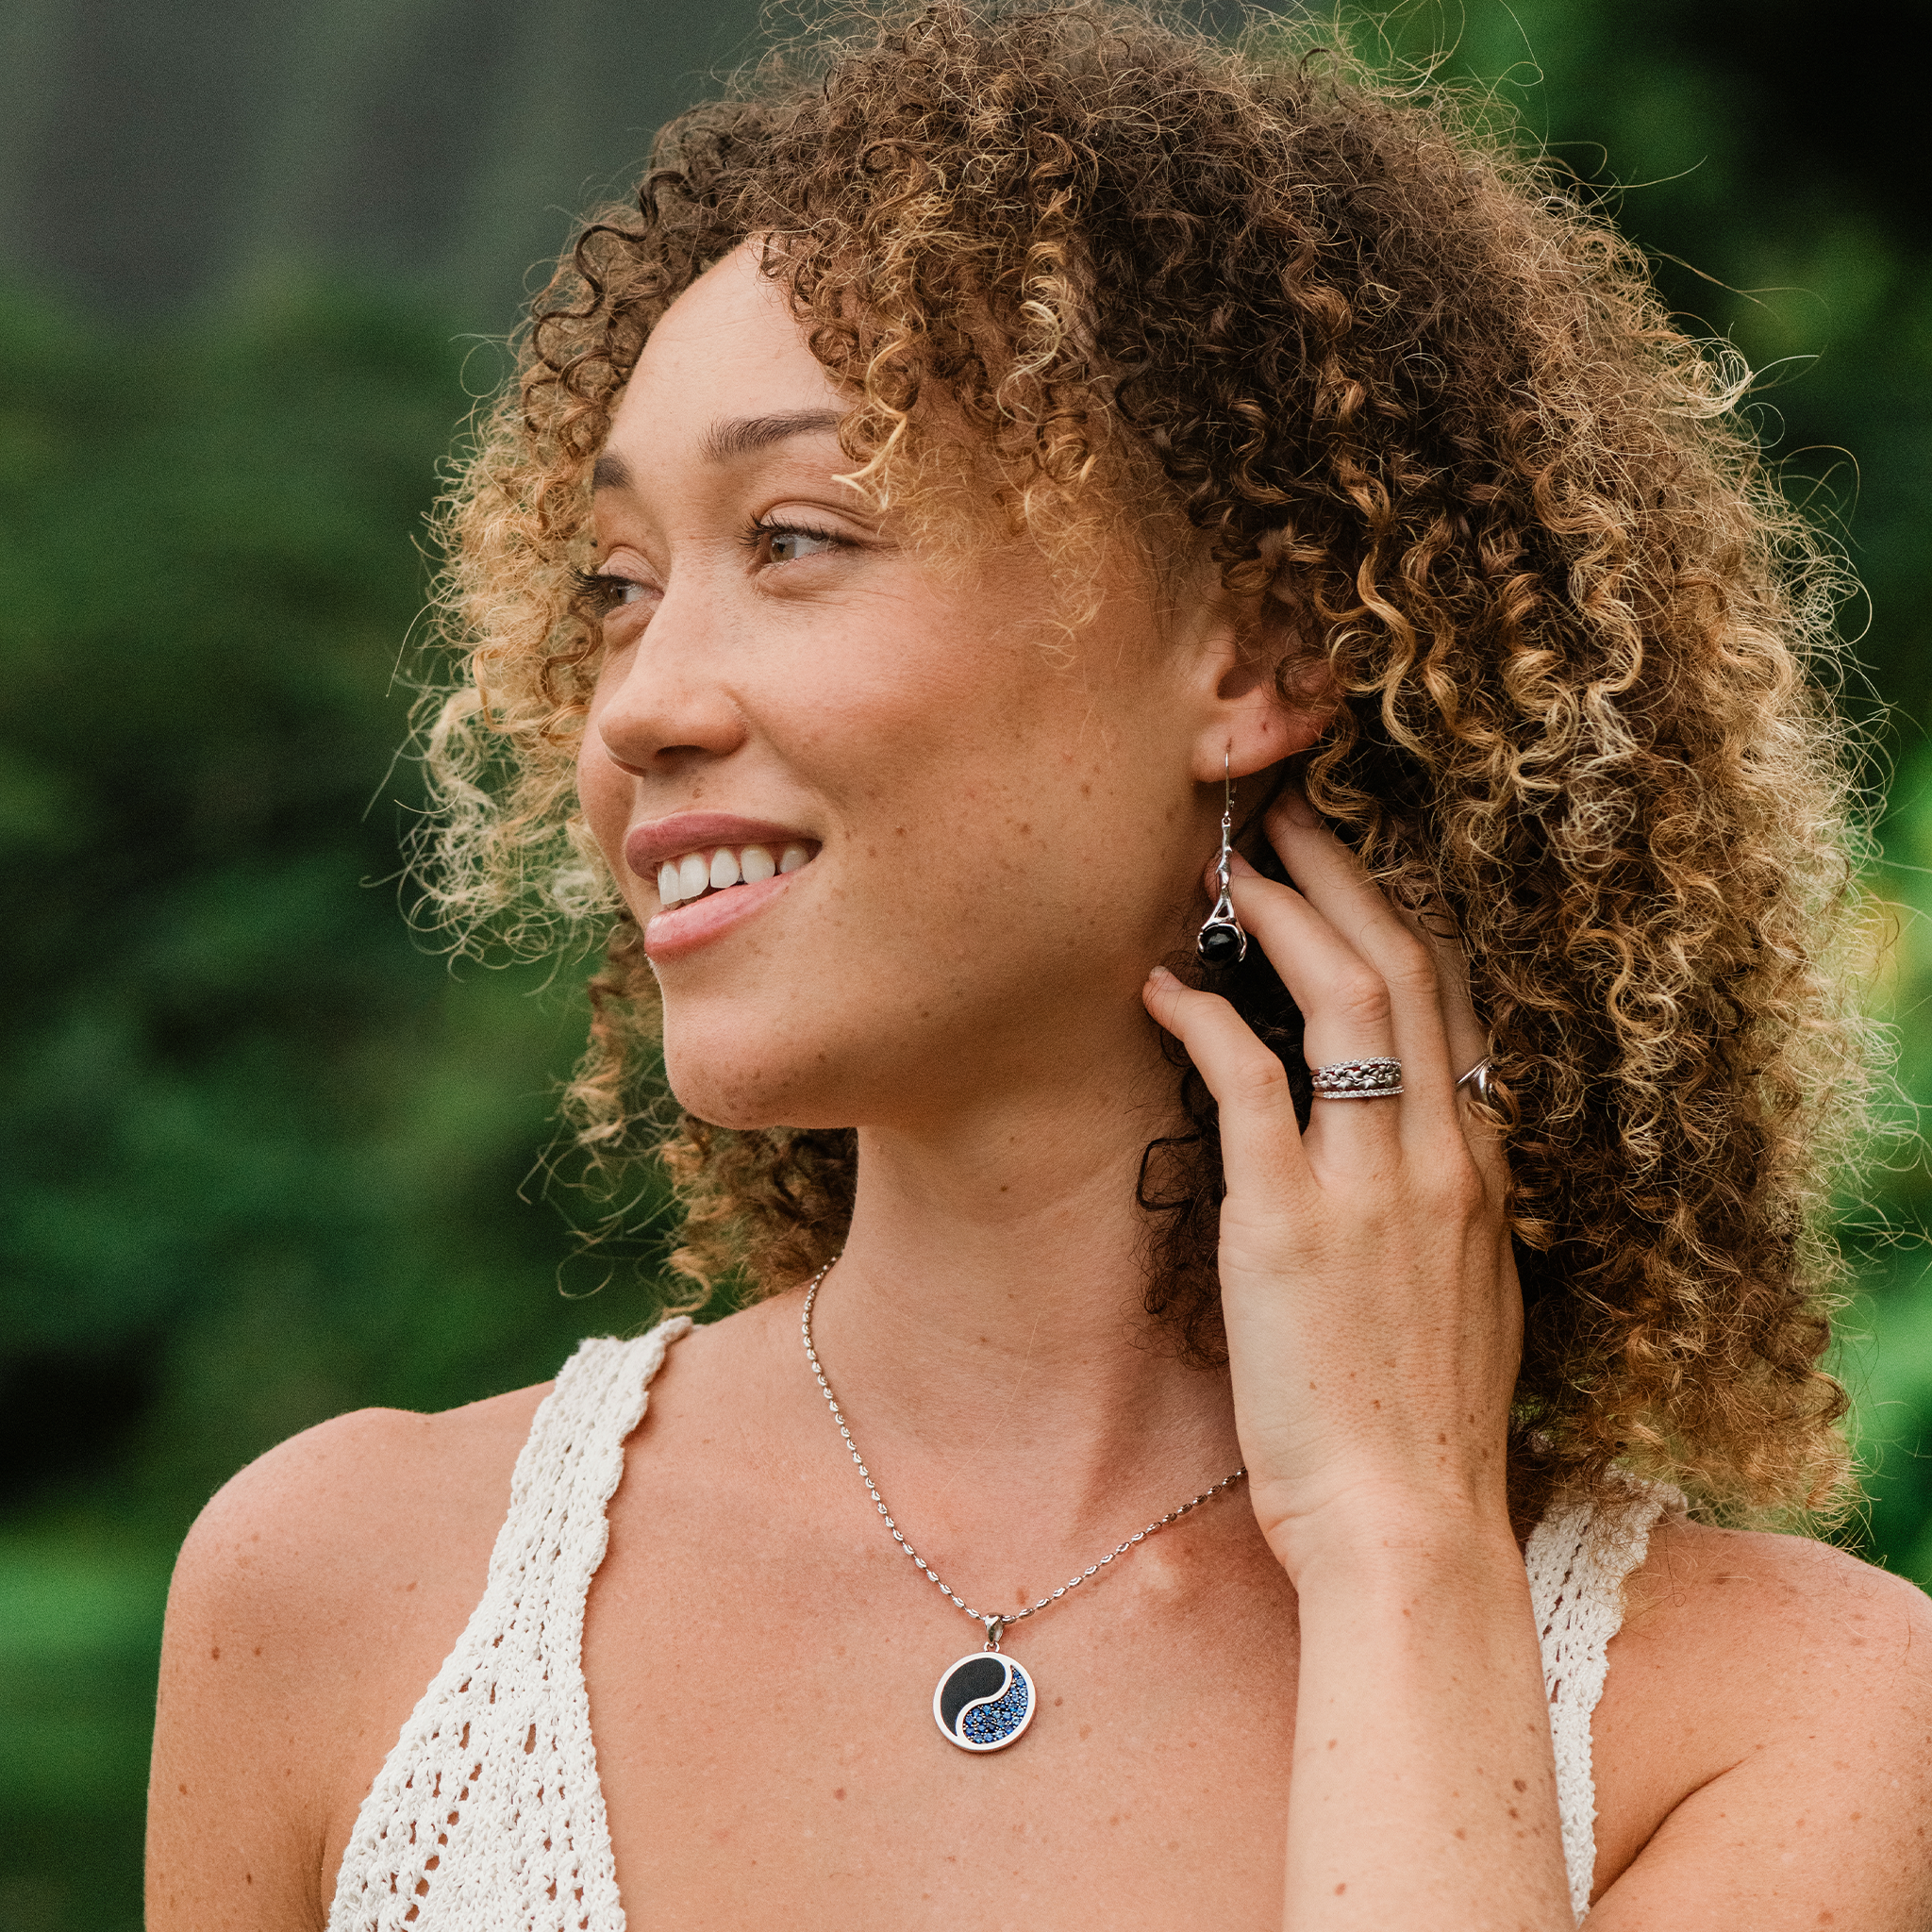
[575, 261, 1258, 1141]
[151, 1378, 1932, 1926]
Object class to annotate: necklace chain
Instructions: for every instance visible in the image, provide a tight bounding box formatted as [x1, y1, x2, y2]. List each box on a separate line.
[800, 1260, 1247, 1642]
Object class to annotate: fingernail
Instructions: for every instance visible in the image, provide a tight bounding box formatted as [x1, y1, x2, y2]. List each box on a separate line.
[1146, 964, 1174, 986]
[1228, 850, 1259, 878]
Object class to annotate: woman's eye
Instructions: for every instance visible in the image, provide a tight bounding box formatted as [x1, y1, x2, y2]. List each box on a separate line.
[759, 523, 841, 565]
[570, 567, 650, 616]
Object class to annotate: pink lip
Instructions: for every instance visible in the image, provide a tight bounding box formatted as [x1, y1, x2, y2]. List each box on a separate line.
[624, 811, 816, 878]
[644, 871, 794, 959]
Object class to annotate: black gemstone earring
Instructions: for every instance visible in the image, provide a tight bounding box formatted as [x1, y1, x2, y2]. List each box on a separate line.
[1196, 752, 1248, 968]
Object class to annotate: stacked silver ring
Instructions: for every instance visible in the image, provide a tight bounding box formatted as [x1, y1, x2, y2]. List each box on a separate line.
[1308, 1056, 1404, 1100]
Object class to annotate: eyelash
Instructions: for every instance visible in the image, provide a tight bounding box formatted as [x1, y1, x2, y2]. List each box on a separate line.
[569, 566, 636, 616]
[741, 516, 844, 561]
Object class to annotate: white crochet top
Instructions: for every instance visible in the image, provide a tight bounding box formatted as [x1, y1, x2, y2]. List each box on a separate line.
[325, 1322, 1674, 1930]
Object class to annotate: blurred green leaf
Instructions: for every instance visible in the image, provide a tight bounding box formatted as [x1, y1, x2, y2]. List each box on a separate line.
[0, 277, 671, 1925]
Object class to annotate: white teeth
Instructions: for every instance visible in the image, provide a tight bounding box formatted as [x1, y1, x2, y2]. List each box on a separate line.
[656, 841, 808, 907]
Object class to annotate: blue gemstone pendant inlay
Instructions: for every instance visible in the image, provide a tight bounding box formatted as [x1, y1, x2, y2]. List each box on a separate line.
[933, 1652, 1036, 1752]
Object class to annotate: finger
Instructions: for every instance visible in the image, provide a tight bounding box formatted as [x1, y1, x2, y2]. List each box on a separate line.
[1213, 858, 1393, 1066]
[1249, 808, 1457, 1122]
[1389, 896, 1489, 1095]
[1386, 894, 1509, 1185]
[1206, 859, 1408, 1159]
[1141, 966, 1314, 1205]
[1266, 797, 1503, 1178]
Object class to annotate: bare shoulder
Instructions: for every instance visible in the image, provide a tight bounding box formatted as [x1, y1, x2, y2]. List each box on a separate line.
[1620, 1512, 1932, 1702]
[148, 1381, 551, 1932]
[187, 1378, 549, 1556]
[1591, 1513, 1932, 1926]
[167, 1380, 551, 1666]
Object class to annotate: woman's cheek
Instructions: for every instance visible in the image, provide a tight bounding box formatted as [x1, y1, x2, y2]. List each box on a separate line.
[576, 726, 633, 876]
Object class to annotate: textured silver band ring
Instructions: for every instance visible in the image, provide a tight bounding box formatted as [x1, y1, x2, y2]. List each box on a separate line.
[1308, 1056, 1404, 1100]
[1455, 1058, 1496, 1107]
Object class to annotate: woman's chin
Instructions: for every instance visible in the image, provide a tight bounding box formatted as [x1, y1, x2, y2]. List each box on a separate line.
[659, 1046, 857, 1135]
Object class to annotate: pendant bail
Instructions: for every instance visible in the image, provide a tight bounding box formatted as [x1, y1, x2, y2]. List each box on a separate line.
[982, 1615, 1006, 1652]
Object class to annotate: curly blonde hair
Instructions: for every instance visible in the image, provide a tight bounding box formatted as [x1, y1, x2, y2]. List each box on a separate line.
[422, 0, 1874, 1523]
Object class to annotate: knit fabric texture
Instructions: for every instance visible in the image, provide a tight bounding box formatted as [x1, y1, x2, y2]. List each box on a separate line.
[325, 1320, 690, 1932]
[1527, 1469, 1681, 1921]
[326, 1324, 1671, 1929]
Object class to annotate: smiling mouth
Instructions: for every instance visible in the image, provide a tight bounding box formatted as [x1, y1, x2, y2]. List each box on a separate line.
[656, 841, 815, 908]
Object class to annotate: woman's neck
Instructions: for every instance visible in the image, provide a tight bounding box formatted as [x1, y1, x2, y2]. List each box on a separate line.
[795, 1058, 1242, 1557]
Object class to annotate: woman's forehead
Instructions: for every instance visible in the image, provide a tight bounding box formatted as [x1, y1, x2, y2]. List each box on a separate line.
[613, 246, 843, 453]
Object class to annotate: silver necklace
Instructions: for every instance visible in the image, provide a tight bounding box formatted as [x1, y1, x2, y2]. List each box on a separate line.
[800, 1261, 1247, 1754]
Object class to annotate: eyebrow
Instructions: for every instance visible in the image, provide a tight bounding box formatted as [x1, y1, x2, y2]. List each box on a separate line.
[591, 409, 845, 494]
[702, 408, 844, 463]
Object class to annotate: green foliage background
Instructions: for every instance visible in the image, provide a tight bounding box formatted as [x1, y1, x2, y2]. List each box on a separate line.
[1, 3, 1928, 1925]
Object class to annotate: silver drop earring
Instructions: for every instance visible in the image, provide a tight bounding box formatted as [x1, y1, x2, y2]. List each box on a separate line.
[1196, 751, 1248, 968]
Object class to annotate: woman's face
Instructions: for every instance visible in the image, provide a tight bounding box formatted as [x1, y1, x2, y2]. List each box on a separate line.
[578, 245, 1257, 1133]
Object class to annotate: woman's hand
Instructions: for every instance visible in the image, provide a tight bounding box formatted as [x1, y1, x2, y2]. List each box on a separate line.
[1144, 791, 1574, 1931]
[1142, 791, 1520, 1577]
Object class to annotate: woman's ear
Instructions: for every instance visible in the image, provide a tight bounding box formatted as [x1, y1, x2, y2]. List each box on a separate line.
[1187, 601, 1338, 785]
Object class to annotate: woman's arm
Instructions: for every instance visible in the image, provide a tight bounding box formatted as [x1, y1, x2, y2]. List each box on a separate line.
[1280, 1523, 1568, 1923]
[1145, 794, 1932, 1930]
[149, 1414, 395, 1932]
[146, 1391, 541, 1931]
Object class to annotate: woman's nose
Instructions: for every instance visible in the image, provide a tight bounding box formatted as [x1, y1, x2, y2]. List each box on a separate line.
[589, 603, 748, 774]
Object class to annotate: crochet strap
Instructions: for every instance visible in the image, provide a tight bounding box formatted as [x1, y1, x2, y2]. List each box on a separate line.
[325, 1318, 691, 1932]
[1526, 1473, 1680, 1922]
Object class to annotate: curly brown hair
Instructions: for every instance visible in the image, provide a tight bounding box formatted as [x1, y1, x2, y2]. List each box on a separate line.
[420, 0, 1874, 1523]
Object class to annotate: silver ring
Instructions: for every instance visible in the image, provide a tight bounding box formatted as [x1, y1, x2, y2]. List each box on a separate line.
[1308, 1056, 1403, 1100]
[1455, 1058, 1496, 1107]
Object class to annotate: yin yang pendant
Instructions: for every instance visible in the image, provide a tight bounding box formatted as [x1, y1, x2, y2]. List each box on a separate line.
[933, 1651, 1037, 1752]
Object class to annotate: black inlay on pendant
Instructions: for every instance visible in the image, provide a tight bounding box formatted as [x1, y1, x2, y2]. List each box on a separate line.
[938, 1656, 1007, 1734]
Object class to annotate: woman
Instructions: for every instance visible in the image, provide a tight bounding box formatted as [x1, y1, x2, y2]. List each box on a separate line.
[147, 5, 1932, 1926]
